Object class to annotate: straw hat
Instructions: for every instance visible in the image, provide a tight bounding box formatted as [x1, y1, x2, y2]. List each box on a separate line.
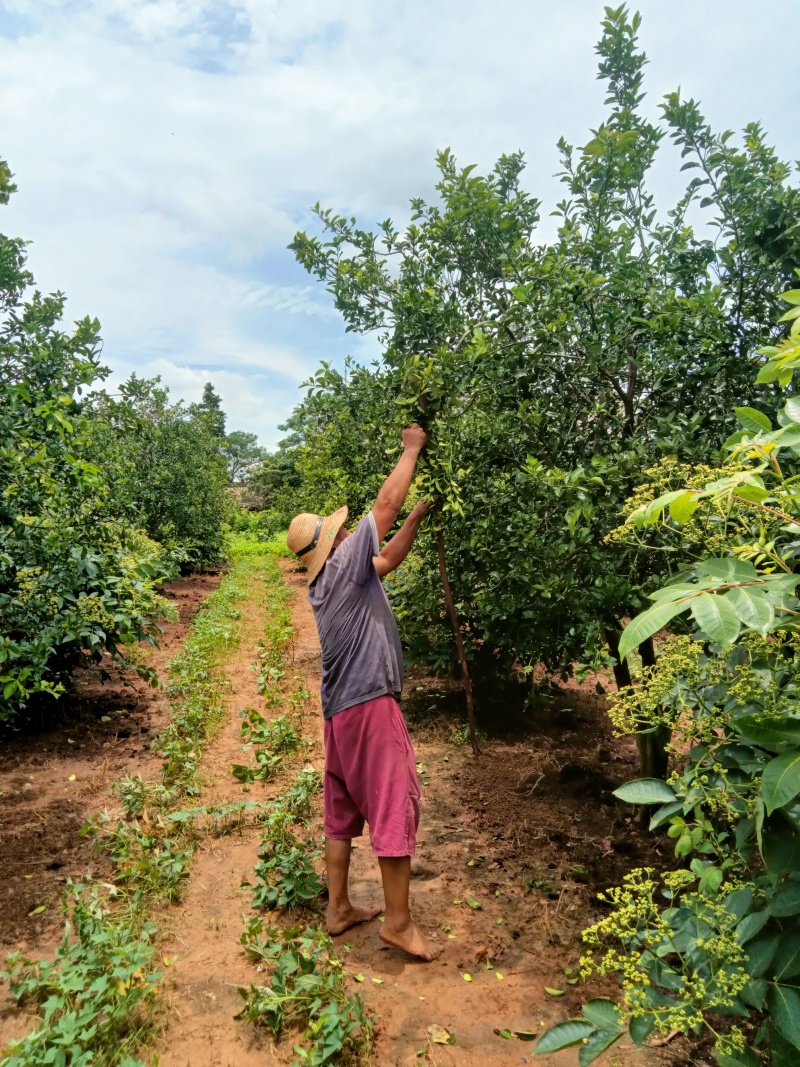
[286, 506, 349, 584]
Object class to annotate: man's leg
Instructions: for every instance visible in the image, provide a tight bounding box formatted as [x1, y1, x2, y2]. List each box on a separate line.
[378, 856, 442, 960]
[324, 838, 382, 935]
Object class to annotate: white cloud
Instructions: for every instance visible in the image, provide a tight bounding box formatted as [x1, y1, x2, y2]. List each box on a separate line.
[1, 1, 798, 446]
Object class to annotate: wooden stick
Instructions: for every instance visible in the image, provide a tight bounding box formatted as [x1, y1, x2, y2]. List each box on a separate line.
[435, 524, 479, 756]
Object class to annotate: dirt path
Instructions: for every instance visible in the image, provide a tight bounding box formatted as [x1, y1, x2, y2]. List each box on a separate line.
[150, 556, 665, 1065]
[1, 555, 672, 1065]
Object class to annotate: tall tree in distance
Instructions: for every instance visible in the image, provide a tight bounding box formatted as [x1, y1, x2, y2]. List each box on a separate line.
[223, 430, 267, 485]
[193, 381, 226, 438]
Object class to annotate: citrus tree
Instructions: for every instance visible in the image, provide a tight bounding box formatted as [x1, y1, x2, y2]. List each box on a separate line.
[287, 4, 799, 762]
[0, 160, 173, 723]
[534, 286, 800, 1066]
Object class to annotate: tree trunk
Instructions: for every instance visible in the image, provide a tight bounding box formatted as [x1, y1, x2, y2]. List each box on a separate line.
[636, 635, 671, 781]
[436, 525, 479, 756]
[606, 627, 671, 829]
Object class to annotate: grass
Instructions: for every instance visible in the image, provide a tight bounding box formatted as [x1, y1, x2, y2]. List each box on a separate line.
[0, 538, 271, 1067]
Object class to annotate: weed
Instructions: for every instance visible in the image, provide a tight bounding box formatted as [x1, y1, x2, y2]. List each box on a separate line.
[0, 882, 162, 1067]
[249, 840, 323, 910]
[242, 709, 305, 755]
[237, 923, 373, 1066]
[232, 709, 307, 783]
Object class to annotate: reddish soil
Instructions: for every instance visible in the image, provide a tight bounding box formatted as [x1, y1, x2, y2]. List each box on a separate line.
[1, 559, 689, 1066]
[0, 574, 219, 959]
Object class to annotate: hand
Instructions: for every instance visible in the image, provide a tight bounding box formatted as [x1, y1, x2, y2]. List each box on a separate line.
[401, 423, 427, 453]
[410, 499, 431, 518]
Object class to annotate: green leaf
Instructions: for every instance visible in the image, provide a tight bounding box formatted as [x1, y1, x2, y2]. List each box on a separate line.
[617, 600, 688, 659]
[724, 587, 775, 635]
[735, 406, 772, 433]
[578, 1028, 625, 1067]
[762, 820, 800, 881]
[735, 715, 800, 747]
[740, 978, 767, 1010]
[734, 482, 770, 503]
[762, 754, 800, 814]
[784, 397, 800, 423]
[773, 931, 800, 981]
[696, 557, 759, 582]
[769, 883, 800, 917]
[690, 592, 741, 646]
[668, 491, 699, 524]
[613, 779, 677, 805]
[628, 1014, 655, 1047]
[735, 911, 769, 945]
[767, 984, 800, 1049]
[534, 1020, 596, 1054]
[745, 931, 779, 977]
[756, 361, 782, 385]
[581, 999, 622, 1029]
[649, 800, 683, 830]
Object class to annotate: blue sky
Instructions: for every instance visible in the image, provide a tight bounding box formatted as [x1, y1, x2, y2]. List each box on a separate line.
[1, 0, 798, 446]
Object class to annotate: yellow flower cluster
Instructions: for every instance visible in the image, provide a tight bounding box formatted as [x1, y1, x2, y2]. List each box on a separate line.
[581, 866, 750, 1039]
[607, 635, 705, 738]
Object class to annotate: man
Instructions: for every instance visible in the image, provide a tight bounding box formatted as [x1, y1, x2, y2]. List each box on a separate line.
[286, 423, 441, 961]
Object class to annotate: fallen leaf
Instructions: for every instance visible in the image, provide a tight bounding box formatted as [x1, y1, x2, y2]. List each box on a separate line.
[68, 774, 76, 782]
[462, 973, 472, 982]
[514, 1030, 538, 1041]
[466, 897, 482, 910]
[447, 934, 456, 939]
[371, 977, 383, 985]
[353, 974, 365, 982]
[544, 987, 564, 997]
[567, 977, 579, 985]
[419, 995, 425, 1000]
[494, 1028, 513, 1039]
[495, 917, 503, 925]
[427, 1024, 453, 1045]
[28, 905, 46, 916]
[496, 972, 504, 980]
[563, 966, 574, 975]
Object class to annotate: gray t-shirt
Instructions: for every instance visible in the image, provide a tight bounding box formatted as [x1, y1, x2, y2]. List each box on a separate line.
[308, 513, 404, 719]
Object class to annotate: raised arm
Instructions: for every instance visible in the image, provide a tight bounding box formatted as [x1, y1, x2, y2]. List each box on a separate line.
[371, 424, 427, 542]
[373, 501, 430, 578]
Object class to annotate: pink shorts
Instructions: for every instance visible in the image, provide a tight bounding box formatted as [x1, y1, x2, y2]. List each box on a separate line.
[323, 694, 420, 857]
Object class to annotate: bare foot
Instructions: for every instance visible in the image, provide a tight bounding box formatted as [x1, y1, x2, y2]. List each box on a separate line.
[380, 919, 443, 961]
[325, 902, 382, 936]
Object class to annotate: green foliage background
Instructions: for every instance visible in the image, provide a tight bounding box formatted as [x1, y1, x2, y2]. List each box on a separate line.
[0, 162, 240, 725]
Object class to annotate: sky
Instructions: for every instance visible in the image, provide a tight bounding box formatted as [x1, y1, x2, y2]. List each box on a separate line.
[1, 1, 798, 447]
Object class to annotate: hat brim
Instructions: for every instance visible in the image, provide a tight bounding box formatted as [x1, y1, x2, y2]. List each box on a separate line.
[303, 505, 349, 585]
